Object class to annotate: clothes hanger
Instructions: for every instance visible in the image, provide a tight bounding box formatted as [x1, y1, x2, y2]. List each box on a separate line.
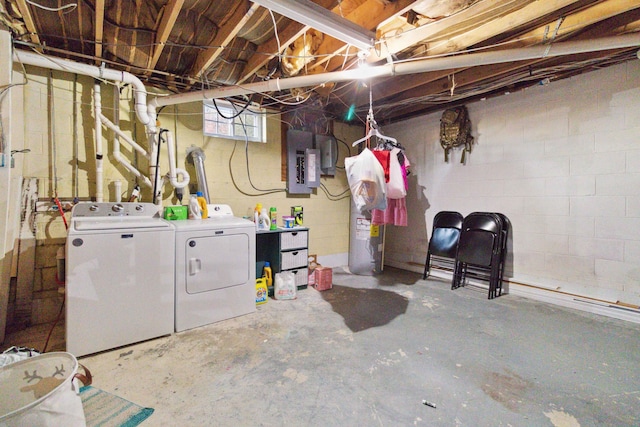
[352, 88, 398, 147]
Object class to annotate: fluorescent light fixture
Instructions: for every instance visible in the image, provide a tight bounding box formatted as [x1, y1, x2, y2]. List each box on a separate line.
[251, 0, 375, 51]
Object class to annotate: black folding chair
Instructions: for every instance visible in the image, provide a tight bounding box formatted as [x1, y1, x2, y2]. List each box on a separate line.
[423, 211, 464, 279]
[493, 212, 510, 298]
[452, 212, 504, 299]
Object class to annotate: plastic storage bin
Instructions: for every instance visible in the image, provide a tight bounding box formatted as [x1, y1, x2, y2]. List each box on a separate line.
[0, 352, 86, 426]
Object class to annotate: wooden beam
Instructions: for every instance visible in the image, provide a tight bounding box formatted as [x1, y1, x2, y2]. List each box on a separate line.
[361, 0, 639, 108]
[236, 0, 339, 84]
[382, 47, 632, 120]
[417, 0, 587, 58]
[191, 1, 260, 78]
[148, 0, 184, 72]
[95, 0, 105, 60]
[369, 0, 581, 62]
[14, 0, 40, 47]
[509, 0, 640, 48]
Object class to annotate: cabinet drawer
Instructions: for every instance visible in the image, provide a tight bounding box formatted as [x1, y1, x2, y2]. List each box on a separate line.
[281, 249, 308, 270]
[280, 230, 308, 250]
[288, 267, 308, 287]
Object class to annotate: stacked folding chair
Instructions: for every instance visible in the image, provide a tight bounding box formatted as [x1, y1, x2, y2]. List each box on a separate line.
[451, 212, 510, 299]
[423, 211, 464, 279]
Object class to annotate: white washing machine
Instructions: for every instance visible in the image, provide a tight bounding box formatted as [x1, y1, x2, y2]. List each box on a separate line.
[173, 204, 256, 332]
[66, 202, 175, 357]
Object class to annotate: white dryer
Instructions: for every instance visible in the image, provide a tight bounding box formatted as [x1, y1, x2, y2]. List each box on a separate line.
[66, 202, 175, 357]
[173, 204, 256, 332]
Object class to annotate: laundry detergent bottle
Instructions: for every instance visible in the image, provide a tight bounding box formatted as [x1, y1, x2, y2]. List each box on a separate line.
[258, 208, 271, 231]
[254, 203, 262, 230]
[263, 261, 273, 288]
[196, 191, 208, 219]
[188, 194, 201, 219]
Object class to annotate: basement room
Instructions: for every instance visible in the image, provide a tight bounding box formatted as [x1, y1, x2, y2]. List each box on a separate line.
[1, 0, 640, 426]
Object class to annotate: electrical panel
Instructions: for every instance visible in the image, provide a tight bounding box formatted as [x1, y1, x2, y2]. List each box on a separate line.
[305, 148, 321, 188]
[286, 129, 313, 194]
[315, 134, 337, 176]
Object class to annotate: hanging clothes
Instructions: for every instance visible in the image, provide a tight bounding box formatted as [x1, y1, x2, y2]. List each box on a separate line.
[372, 150, 390, 183]
[345, 148, 387, 213]
[372, 198, 407, 226]
[372, 146, 411, 226]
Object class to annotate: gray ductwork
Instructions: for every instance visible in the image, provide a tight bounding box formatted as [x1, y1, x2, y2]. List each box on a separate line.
[186, 146, 210, 203]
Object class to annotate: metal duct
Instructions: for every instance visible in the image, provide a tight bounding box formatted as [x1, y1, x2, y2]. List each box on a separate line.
[186, 146, 210, 203]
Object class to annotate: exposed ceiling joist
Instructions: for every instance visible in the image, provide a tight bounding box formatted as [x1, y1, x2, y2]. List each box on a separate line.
[192, 1, 261, 77]
[94, 0, 104, 60]
[148, 0, 185, 72]
[14, 0, 39, 47]
[237, 0, 340, 84]
[8, 0, 640, 123]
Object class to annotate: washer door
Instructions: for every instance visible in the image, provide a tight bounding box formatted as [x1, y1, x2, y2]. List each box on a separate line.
[185, 233, 250, 294]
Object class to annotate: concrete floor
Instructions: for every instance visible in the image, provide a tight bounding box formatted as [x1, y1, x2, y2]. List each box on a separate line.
[3, 267, 640, 426]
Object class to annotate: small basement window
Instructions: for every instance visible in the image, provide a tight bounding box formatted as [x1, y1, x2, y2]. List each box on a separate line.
[203, 100, 266, 142]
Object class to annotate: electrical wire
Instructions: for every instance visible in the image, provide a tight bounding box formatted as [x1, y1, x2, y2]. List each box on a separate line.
[268, 10, 282, 64]
[226, 102, 286, 196]
[26, 0, 77, 13]
[211, 96, 253, 119]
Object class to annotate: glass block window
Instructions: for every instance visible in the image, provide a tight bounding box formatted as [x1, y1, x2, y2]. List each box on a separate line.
[203, 100, 265, 142]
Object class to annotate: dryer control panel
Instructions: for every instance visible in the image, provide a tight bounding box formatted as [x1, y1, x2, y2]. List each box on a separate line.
[71, 202, 161, 218]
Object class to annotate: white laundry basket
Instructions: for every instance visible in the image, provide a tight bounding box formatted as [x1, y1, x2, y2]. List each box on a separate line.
[0, 352, 86, 427]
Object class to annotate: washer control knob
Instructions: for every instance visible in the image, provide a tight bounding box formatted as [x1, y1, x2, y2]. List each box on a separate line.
[89, 204, 99, 212]
[112, 203, 124, 212]
[135, 204, 144, 211]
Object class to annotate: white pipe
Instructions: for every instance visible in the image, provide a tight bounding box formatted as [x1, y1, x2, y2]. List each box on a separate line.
[14, 50, 153, 129]
[149, 33, 640, 108]
[100, 114, 149, 157]
[114, 180, 122, 202]
[113, 150, 152, 188]
[93, 82, 104, 202]
[165, 131, 190, 189]
[95, 83, 153, 189]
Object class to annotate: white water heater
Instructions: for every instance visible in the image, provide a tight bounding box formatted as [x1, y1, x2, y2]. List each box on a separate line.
[348, 200, 384, 275]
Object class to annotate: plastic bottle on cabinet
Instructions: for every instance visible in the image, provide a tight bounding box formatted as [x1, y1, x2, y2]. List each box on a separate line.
[196, 192, 208, 219]
[263, 262, 273, 288]
[188, 195, 201, 219]
[258, 208, 271, 231]
[269, 207, 277, 230]
[254, 203, 262, 230]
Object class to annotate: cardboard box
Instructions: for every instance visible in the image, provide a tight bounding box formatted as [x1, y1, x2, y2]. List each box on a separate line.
[314, 267, 332, 291]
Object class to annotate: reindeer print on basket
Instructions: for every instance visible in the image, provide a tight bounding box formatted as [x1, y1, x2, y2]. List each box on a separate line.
[20, 364, 67, 399]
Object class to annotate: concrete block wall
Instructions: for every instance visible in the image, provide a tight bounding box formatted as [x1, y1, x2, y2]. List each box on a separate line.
[384, 60, 640, 307]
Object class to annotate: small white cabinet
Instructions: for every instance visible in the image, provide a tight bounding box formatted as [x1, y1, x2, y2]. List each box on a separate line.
[256, 227, 309, 291]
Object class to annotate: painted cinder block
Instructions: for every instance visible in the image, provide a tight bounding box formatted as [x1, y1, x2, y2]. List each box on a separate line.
[570, 196, 625, 217]
[570, 151, 625, 175]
